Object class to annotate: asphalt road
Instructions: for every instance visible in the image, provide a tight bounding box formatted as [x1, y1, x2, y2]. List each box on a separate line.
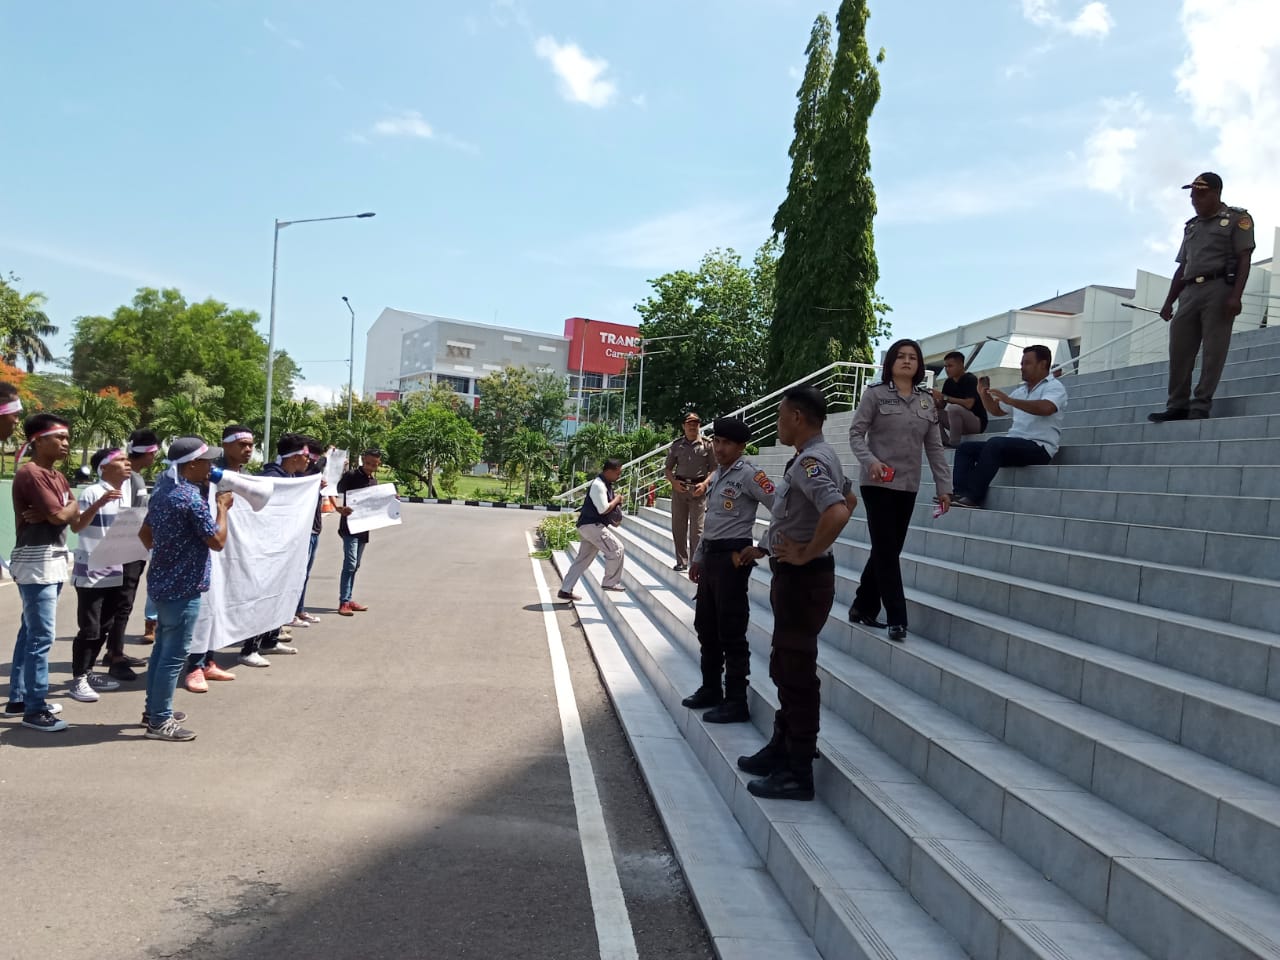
[0, 506, 714, 960]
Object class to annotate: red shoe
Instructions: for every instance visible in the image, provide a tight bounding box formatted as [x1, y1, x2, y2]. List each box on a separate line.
[203, 662, 237, 681]
[348, 601, 369, 612]
[338, 602, 354, 616]
[185, 667, 209, 694]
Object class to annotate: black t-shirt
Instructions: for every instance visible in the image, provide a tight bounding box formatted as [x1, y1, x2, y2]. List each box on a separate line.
[942, 372, 987, 430]
[337, 468, 376, 543]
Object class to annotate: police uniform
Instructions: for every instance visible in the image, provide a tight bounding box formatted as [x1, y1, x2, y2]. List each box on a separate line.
[751, 432, 846, 793]
[1164, 177, 1255, 417]
[665, 427, 715, 569]
[682, 419, 775, 721]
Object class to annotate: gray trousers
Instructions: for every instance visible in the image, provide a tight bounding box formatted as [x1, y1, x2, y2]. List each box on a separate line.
[1167, 282, 1233, 414]
[670, 488, 707, 567]
[940, 405, 984, 448]
[561, 523, 625, 592]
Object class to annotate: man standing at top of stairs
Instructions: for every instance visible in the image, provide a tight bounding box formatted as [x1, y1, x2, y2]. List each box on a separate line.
[664, 412, 714, 572]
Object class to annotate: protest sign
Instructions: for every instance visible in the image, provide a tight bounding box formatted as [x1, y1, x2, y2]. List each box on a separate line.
[86, 507, 150, 567]
[322, 448, 347, 494]
[345, 482, 401, 535]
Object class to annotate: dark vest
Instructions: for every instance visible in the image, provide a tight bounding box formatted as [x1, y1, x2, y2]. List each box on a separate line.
[577, 474, 616, 528]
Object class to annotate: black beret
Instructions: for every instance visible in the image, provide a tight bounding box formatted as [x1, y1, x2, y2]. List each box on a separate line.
[712, 417, 750, 444]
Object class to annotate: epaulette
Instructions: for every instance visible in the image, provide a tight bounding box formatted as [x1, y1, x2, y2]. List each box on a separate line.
[1185, 215, 1197, 225]
[1228, 205, 1248, 214]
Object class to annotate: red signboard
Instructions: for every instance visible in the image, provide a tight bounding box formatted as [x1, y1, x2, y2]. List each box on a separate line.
[563, 317, 641, 377]
[374, 391, 398, 408]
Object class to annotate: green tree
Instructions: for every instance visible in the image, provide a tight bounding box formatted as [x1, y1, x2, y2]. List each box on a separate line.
[0, 274, 59, 372]
[56, 389, 140, 462]
[149, 372, 225, 441]
[473, 367, 568, 465]
[321, 396, 388, 456]
[767, 1, 889, 387]
[629, 244, 777, 430]
[69, 287, 299, 420]
[20, 371, 77, 411]
[504, 427, 554, 502]
[570, 422, 626, 474]
[257, 397, 325, 446]
[385, 404, 483, 498]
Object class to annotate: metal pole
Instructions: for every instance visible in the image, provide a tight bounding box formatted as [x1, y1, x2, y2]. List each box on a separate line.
[637, 351, 645, 428]
[575, 320, 589, 427]
[343, 296, 356, 422]
[264, 220, 281, 457]
[620, 357, 629, 432]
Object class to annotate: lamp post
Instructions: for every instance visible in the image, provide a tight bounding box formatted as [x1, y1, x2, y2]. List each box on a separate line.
[342, 296, 356, 422]
[264, 211, 375, 456]
[574, 318, 592, 429]
[634, 333, 694, 428]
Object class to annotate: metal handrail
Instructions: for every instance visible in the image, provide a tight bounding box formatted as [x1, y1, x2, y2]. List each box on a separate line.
[555, 360, 878, 503]
[1052, 310, 1165, 376]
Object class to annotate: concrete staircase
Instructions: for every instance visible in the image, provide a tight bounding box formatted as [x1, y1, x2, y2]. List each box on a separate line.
[555, 324, 1280, 959]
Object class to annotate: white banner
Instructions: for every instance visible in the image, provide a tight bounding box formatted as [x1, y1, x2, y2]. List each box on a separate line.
[190, 474, 321, 653]
[86, 507, 150, 567]
[345, 482, 401, 535]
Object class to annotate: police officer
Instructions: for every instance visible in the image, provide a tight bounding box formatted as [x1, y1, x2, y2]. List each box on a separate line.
[664, 412, 714, 571]
[1149, 172, 1256, 422]
[680, 416, 775, 724]
[735, 386, 851, 801]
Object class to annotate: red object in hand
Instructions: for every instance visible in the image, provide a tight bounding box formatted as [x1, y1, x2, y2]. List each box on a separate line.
[880, 466, 895, 483]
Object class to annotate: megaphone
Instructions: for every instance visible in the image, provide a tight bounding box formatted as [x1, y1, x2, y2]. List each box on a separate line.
[209, 467, 275, 512]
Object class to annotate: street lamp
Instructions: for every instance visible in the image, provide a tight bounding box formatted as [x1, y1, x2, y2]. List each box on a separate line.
[635, 333, 694, 428]
[342, 295, 356, 423]
[264, 211, 375, 456]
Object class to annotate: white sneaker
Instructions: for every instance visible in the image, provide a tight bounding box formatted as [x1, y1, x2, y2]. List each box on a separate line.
[69, 676, 99, 702]
[267, 643, 298, 655]
[300, 612, 320, 624]
[238, 652, 271, 668]
[85, 672, 121, 692]
[287, 617, 310, 628]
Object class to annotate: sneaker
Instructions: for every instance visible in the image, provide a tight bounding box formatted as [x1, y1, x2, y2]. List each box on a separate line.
[140, 709, 187, 727]
[287, 616, 310, 629]
[300, 612, 321, 624]
[85, 672, 121, 692]
[185, 667, 209, 693]
[5, 701, 61, 716]
[69, 676, 100, 702]
[142, 619, 157, 644]
[338, 603, 354, 616]
[202, 662, 237, 681]
[264, 642, 298, 655]
[22, 709, 68, 733]
[238, 652, 271, 668]
[145, 717, 197, 741]
[347, 601, 368, 612]
[278, 627, 294, 639]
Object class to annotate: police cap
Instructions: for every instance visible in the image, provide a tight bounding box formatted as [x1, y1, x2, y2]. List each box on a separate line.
[712, 417, 750, 444]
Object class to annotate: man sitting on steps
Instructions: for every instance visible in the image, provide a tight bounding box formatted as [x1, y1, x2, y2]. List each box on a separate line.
[951, 344, 1068, 509]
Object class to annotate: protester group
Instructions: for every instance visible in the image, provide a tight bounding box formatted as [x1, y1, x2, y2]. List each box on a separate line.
[2, 401, 388, 742]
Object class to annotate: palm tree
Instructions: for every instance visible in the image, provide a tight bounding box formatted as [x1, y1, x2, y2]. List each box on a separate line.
[56, 389, 140, 462]
[0, 280, 58, 372]
[570, 422, 624, 474]
[504, 427, 553, 502]
[149, 372, 225, 443]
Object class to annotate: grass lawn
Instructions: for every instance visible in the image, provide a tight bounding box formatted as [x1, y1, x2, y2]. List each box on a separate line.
[450, 474, 510, 499]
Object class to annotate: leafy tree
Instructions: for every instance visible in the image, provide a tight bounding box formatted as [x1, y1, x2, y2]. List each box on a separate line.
[621, 425, 665, 463]
[570, 422, 626, 474]
[767, 0, 889, 387]
[629, 244, 777, 430]
[385, 404, 482, 498]
[321, 396, 389, 456]
[56, 388, 140, 462]
[149, 372, 224, 442]
[504, 427, 554, 502]
[69, 287, 299, 420]
[0, 274, 58, 372]
[473, 367, 568, 465]
[256, 397, 325, 447]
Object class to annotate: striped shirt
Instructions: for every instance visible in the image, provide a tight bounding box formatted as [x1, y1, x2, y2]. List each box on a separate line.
[72, 480, 133, 588]
[10, 462, 72, 585]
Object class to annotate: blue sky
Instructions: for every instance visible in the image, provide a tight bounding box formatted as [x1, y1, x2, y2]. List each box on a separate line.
[1, 0, 1275, 402]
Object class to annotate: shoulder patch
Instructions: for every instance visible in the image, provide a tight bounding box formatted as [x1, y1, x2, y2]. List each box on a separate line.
[753, 470, 775, 494]
[1238, 215, 1253, 230]
[800, 456, 823, 479]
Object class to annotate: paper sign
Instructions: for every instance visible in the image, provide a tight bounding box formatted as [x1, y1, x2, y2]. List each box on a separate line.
[344, 482, 401, 535]
[321, 448, 347, 495]
[86, 507, 150, 567]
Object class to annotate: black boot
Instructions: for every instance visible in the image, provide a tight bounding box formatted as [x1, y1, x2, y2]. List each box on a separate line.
[681, 685, 722, 709]
[737, 723, 787, 775]
[746, 764, 815, 801]
[703, 698, 749, 724]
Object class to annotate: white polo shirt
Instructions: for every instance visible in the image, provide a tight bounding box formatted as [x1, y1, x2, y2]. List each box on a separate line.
[1000, 375, 1069, 457]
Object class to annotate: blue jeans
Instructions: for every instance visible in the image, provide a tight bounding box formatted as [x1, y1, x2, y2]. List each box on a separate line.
[339, 533, 366, 604]
[296, 532, 320, 614]
[145, 596, 203, 725]
[145, 595, 158, 621]
[9, 582, 62, 716]
[953, 436, 1053, 503]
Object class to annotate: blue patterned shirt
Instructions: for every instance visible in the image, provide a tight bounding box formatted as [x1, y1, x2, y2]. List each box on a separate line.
[145, 473, 218, 601]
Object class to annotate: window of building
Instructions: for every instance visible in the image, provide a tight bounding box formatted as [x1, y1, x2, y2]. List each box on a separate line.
[437, 374, 471, 393]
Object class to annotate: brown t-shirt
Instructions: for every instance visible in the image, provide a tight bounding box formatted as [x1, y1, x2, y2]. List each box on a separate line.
[10, 462, 72, 584]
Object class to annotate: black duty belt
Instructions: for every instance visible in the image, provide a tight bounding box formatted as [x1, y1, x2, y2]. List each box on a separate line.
[701, 537, 753, 554]
[770, 554, 835, 573]
[676, 475, 708, 484]
[1191, 270, 1225, 284]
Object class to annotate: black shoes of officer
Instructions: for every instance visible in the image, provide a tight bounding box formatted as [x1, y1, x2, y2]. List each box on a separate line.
[737, 735, 787, 777]
[681, 686, 722, 709]
[746, 767, 815, 802]
[848, 606, 887, 629]
[703, 699, 749, 724]
[1148, 408, 1189, 423]
[887, 625, 908, 643]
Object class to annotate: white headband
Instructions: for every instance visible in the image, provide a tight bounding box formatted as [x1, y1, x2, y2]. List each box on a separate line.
[163, 442, 211, 482]
[129, 443, 159, 455]
[15, 426, 69, 463]
[223, 431, 254, 443]
[96, 449, 125, 480]
[0, 399, 22, 416]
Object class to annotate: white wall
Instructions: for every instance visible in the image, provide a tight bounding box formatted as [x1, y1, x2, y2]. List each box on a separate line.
[361, 308, 431, 397]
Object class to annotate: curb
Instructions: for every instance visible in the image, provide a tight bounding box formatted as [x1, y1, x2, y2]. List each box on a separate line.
[400, 497, 569, 511]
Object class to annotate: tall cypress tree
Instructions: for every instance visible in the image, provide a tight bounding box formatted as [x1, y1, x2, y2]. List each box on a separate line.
[768, 0, 887, 387]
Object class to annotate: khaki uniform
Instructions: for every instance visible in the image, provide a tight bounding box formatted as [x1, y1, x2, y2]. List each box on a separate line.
[665, 436, 715, 567]
[1169, 204, 1256, 414]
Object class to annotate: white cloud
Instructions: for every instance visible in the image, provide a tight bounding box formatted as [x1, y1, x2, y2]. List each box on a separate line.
[262, 18, 303, 49]
[547, 203, 769, 271]
[295, 383, 342, 406]
[1019, 0, 1114, 37]
[372, 109, 433, 139]
[534, 36, 618, 108]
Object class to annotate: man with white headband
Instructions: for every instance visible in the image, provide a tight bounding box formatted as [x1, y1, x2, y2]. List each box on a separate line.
[138, 436, 231, 741]
[5, 413, 76, 732]
[0, 382, 22, 443]
[67, 447, 134, 701]
[114, 429, 160, 653]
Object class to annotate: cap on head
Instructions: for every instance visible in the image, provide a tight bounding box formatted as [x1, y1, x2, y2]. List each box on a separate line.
[1182, 172, 1223, 192]
[683, 412, 701, 425]
[167, 437, 220, 463]
[712, 417, 750, 444]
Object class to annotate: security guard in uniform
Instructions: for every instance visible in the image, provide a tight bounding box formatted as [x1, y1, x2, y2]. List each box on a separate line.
[664, 412, 715, 571]
[680, 417, 775, 724]
[1150, 172, 1256, 422]
[735, 386, 851, 801]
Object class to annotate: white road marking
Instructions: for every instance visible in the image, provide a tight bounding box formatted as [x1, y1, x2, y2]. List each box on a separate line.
[526, 533, 640, 960]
